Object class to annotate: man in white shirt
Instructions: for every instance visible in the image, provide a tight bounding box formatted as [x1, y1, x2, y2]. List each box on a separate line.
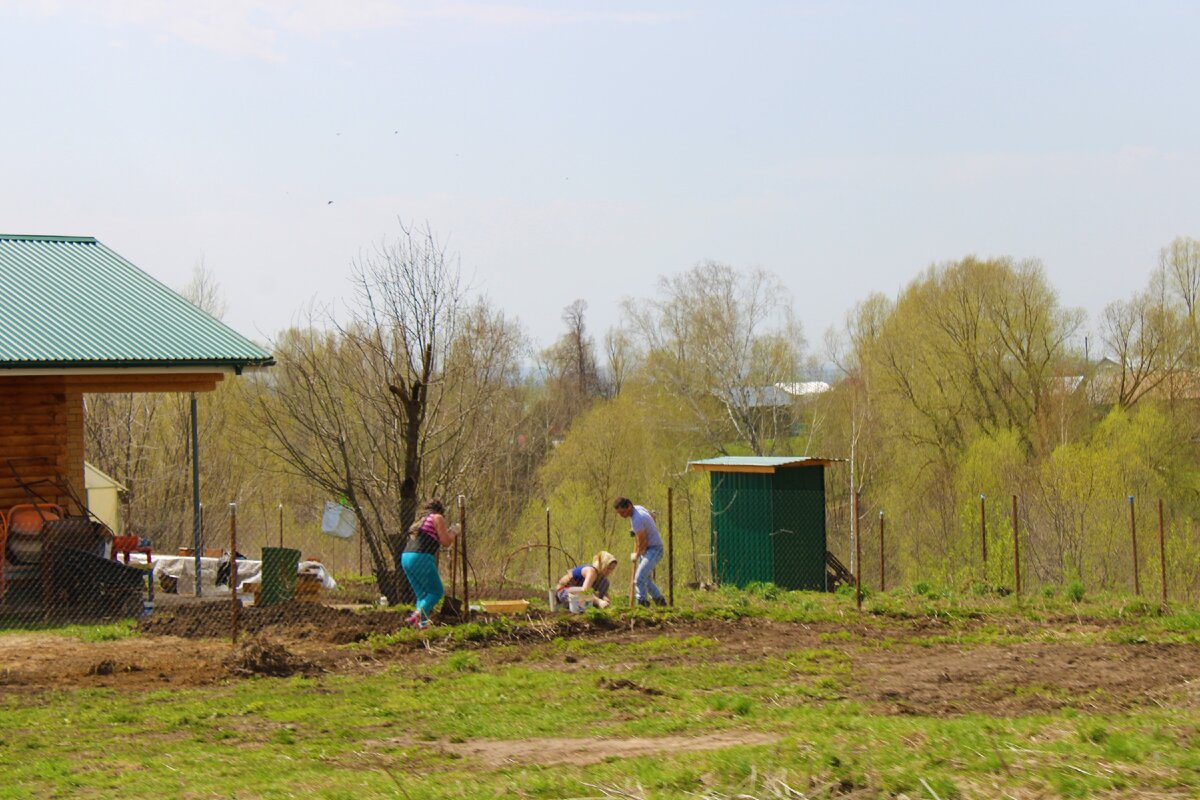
[613, 496, 667, 607]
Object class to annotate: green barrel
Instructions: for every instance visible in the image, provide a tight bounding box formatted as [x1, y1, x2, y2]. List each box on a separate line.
[260, 547, 301, 606]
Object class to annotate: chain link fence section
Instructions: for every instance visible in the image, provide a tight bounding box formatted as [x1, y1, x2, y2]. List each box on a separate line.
[0, 500, 355, 630]
[1, 505, 148, 626]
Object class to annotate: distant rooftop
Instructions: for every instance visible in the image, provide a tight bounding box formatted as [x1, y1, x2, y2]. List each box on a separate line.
[776, 381, 831, 396]
[0, 234, 273, 371]
[688, 456, 843, 473]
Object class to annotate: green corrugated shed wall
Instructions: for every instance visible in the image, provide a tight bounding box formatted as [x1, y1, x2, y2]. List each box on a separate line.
[707, 462, 827, 591]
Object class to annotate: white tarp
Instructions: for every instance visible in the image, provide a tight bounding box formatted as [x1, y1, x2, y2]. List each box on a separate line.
[237, 560, 337, 591]
[125, 554, 336, 594]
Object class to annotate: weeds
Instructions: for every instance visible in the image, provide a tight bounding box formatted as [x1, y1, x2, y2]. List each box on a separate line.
[6, 588, 1200, 797]
[1066, 580, 1086, 603]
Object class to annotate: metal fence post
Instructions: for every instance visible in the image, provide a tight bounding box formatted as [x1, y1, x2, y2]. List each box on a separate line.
[668, 487, 674, 606]
[879, 509, 885, 592]
[1012, 494, 1021, 600]
[1129, 495, 1140, 595]
[459, 495, 469, 622]
[545, 506, 551, 598]
[980, 493, 988, 573]
[191, 393, 201, 597]
[230, 502, 239, 645]
[854, 491, 862, 611]
[1158, 498, 1167, 605]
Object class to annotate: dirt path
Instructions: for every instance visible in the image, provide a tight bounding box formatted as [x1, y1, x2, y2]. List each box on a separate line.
[440, 732, 782, 767]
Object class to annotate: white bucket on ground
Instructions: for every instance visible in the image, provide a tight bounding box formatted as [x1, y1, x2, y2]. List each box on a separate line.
[566, 587, 593, 613]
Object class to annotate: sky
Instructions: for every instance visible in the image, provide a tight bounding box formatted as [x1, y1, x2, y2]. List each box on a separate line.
[2, 1, 1198, 362]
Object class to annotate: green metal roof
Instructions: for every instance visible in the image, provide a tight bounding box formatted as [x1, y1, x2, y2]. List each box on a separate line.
[688, 456, 841, 472]
[0, 234, 274, 370]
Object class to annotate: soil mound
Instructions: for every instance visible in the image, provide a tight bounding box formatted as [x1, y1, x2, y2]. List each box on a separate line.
[135, 599, 629, 645]
[226, 636, 322, 678]
[138, 601, 413, 643]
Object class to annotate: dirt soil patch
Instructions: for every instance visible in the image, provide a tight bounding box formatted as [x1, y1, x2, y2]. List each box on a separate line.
[440, 731, 782, 767]
[1, 607, 1198, 720]
[136, 598, 569, 643]
[856, 640, 1200, 716]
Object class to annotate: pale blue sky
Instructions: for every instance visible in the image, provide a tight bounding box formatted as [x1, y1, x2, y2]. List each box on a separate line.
[2, 1, 1197, 360]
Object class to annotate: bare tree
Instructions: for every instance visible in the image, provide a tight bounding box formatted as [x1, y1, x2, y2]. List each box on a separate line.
[1101, 276, 1189, 407]
[602, 326, 639, 397]
[625, 261, 804, 456]
[537, 299, 603, 436]
[1161, 236, 1200, 324]
[183, 259, 229, 320]
[251, 222, 525, 602]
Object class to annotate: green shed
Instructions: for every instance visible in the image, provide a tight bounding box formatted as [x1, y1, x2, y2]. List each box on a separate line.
[688, 456, 836, 591]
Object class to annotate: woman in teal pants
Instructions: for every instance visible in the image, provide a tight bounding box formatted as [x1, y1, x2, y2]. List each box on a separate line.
[400, 498, 457, 628]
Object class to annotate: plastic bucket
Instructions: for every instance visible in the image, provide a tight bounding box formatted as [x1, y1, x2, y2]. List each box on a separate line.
[260, 547, 301, 606]
[566, 587, 593, 613]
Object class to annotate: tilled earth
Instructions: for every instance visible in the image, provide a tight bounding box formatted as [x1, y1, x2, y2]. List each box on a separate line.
[1, 601, 1197, 721]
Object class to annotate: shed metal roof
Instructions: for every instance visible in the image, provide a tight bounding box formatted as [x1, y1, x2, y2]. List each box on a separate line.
[688, 456, 843, 474]
[0, 234, 274, 370]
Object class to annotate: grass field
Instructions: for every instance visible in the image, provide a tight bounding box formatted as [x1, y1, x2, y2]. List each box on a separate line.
[2, 585, 1199, 799]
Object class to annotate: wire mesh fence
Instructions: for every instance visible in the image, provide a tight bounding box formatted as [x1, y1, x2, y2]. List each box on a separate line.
[3, 480, 1199, 632]
[0, 491, 684, 631]
[1, 504, 147, 626]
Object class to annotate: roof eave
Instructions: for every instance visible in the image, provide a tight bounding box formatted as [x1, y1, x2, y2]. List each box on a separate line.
[687, 456, 846, 474]
[0, 357, 275, 374]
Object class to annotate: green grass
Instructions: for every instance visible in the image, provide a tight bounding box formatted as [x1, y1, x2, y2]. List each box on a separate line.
[0, 619, 135, 642]
[3, 589, 1200, 797]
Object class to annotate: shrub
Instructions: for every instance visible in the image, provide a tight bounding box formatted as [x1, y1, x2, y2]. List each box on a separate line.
[745, 581, 780, 600]
[1065, 580, 1085, 603]
[835, 583, 871, 600]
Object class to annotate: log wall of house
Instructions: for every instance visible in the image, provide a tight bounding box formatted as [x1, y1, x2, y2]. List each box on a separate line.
[0, 377, 86, 516]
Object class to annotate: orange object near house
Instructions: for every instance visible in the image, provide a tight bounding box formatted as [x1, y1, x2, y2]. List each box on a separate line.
[7, 503, 62, 534]
[111, 535, 152, 565]
[2, 503, 63, 604]
[4, 503, 62, 565]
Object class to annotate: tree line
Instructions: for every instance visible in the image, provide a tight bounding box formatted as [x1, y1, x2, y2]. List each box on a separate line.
[84, 226, 1200, 601]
